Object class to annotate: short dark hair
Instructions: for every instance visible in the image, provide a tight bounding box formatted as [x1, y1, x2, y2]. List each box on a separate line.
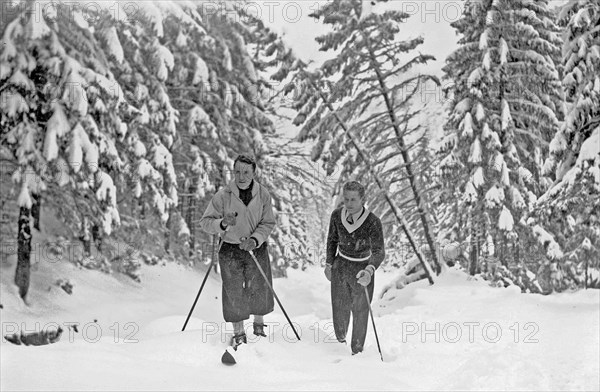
[343, 181, 365, 199]
[234, 154, 256, 172]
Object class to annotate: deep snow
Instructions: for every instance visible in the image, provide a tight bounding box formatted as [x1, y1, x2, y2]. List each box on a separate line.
[1, 240, 599, 391]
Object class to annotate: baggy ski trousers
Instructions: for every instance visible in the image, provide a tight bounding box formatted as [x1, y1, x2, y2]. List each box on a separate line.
[219, 241, 274, 323]
[331, 257, 374, 354]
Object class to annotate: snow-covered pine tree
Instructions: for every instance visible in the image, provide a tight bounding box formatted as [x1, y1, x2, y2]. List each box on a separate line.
[157, 6, 263, 259]
[257, 148, 332, 275]
[1, 2, 209, 287]
[0, 3, 137, 297]
[535, 0, 600, 290]
[99, 7, 181, 265]
[160, 4, 309, 270]
[281, 0, 441, 280]
[441, 0, 564, 283]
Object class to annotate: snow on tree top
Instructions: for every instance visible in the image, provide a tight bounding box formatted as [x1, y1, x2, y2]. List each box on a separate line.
[479, 29, 489, 50]
[461, 112, 474, 138]
[475, 103, 485, 122]
[577, 126, 599, 164]
[500, 38, 508, 65]
[154, 42, 175, 81]
[96, 170, 117, 206]
[472, 166, 485, 189]
[501, 99, 512, 131]
[469, 137, 482, 164]
[1, 20, 22, 62]
[192, 55, 210, 86]
[43, 103, 69, 161]
[510, 186, 526, 210]
[468, 68, 483, 86]
[62, 58, 89, 116]
[17, 178, 33, 209]
[0, 91, 28, 118]
[485, 185, 505, 208]
[102, 26, 124, 64]
[72, 9, 90, 31]
[464, 181, 477, 202]
[133, 140, 147, 158]
[518, 167, 534, 184]
[26, 9, 51, 40]
[138, 159, 160, 182]
[102, 206, 120, 236]
[8, 70, 34, 91]
[532, 224, 564, 260]
[498, 205, 514, 232]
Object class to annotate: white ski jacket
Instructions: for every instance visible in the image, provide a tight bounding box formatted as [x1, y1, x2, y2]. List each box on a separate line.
[199, 180, 276, 246]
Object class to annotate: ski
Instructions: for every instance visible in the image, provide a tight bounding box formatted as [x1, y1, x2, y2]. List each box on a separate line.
[221, 333, 246, 365]
[221, 346, 237, 365]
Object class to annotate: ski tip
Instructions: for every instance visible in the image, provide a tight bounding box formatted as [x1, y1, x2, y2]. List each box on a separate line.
[221, 347, 236, 365]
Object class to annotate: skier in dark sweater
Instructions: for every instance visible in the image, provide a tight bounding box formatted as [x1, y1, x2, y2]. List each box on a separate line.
[324, 181, 385, 355]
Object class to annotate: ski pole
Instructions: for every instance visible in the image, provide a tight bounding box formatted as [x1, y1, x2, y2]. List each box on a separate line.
[248, 248, 301, 341]
[182, 249, 217, 331]
[364, 286, 383, 361]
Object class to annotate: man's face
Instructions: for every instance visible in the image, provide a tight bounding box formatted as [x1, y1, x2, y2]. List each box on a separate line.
[343, 190, 363, 215]
[234, 162, 254, 190]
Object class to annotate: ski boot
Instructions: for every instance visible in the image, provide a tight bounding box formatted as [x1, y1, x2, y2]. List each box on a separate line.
[253, 323, 267, 337]
[231, 332, 247, 351]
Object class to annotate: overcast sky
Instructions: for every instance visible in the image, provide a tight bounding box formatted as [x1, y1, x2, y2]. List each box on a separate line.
[254, 0, 463, 75]
[249, 1, 462, 141]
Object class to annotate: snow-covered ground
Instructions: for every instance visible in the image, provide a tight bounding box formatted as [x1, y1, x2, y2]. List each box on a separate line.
[1, 242, 599, 391]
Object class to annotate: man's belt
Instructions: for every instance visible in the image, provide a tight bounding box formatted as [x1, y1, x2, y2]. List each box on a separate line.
[337, 248, 371, 262]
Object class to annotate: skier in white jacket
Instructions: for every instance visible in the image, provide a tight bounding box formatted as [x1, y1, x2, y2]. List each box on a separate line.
[199, 155, 276, 349]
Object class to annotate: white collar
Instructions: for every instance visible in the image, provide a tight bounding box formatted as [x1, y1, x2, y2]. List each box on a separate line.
[341, 206, 369, 233]
[346, 207, 364, 221]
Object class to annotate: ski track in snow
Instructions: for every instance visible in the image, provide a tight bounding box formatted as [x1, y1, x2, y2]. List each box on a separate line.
[1, 245, 599, 391]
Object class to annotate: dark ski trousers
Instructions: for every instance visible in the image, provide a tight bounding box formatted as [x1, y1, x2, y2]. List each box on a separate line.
[331, 257, 374, 354]
[219, 241, 274, 323]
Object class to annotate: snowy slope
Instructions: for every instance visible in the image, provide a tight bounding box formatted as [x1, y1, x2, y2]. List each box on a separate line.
[2, 244, 599, 391]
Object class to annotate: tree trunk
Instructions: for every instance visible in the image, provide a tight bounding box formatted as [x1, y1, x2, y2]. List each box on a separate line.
[364, 37, 441, 272]
[80, 216, 91, 257]
[186, 186, 197, 256]
[92, 223, 103, 253]
[164, 208, 174, 255]
[15, 206, 32, 300]
[514, 237, 521, 265]
[468, 204, 478, 276]
[585, 254, 588, 289]
[31, 193, 41, 231]
[500, 232, 506, 267]
[478, 206, 486, 274]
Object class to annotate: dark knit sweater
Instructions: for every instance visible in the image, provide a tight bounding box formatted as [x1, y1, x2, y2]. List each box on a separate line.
[238, 180, 254, 206]
[218, 181, 255, 232]
[326, 207, 385, 268]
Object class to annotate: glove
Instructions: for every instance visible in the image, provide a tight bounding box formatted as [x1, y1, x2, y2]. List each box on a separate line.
[324, 264, 332, 281]
[222, 212, 238, 228]
[239, 237, 257, 252]
[356, 265, 376, 287]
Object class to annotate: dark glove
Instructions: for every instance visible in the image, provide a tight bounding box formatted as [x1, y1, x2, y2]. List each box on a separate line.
[324, 264, 332, 281]
[356, 265, 376, 287]
[239, 237, 257, 252]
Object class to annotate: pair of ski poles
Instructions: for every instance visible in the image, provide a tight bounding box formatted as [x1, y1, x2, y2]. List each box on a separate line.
[181, 239, 300, 341]
[181, 241, 383, 361]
